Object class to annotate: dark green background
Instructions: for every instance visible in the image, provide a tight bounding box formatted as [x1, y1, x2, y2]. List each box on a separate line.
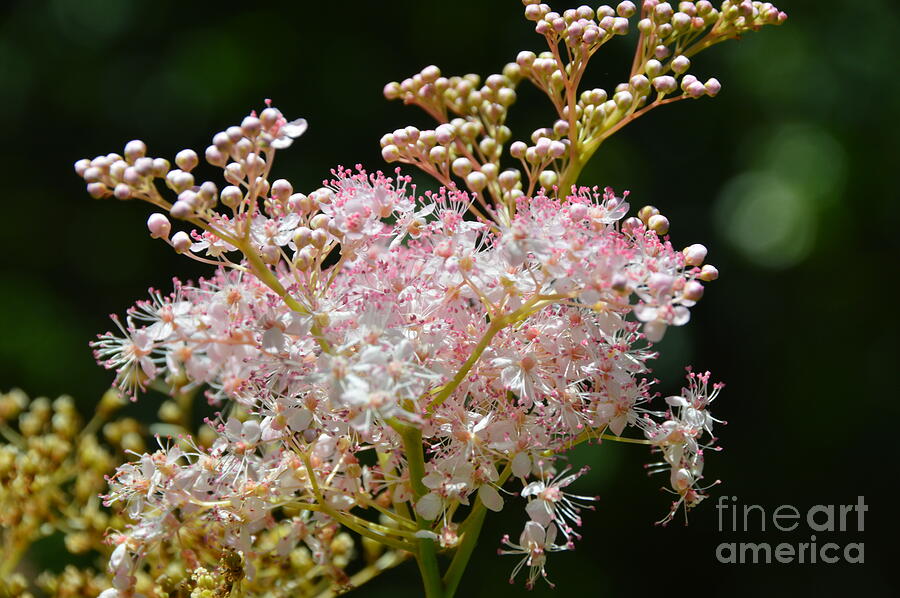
[0, 1, 895, 595]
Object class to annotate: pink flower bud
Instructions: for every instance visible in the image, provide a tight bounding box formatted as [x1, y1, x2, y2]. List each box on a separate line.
[381, 144, 400, 162]
[271, 179, 293, 201]
[171, 231, 191, 253]
[680, 244, 705, 266]
[87, 182, 108, 199]
[147, 213, 171, 239]
[113, 183, 131, 200]
[683, 281, 704, 301]
[699, 264, 719, 281]
[123, 140, 146, 163]
[170, 201, 192, 219]
[617, 1, 637, 17]
[648, 214, 670, 235]
[241, 116, 261, 137]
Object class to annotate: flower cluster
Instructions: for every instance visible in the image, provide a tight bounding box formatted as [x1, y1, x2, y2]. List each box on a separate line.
[71, 1, 783, 596]
[0, 389, 131, 598]
[382, 0, 785, 222]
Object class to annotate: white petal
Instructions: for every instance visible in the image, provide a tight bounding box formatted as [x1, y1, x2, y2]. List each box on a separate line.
[287, 408, 313, 432]
[526, 499, 554, 527]
[521, 520, 546, 545]
[478, 484, 504, 512]
[643, 320, 667, 342]
[610, 414, 627, 437]
[416, 493, 442, 520]
[665, 395, 689, 407]
[545, 523, 558, 546]
[282, 118, 308, 138]
[241, 420, 261, 444]
[512, 452, 531, 479]
[521, 481, 543, 498]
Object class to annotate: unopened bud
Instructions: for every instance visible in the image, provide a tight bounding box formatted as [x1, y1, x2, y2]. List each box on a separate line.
[539, 170, 558, 188]
[123, 140, 147, 163]
[241, 116, 262, 137]
[683, 280, 704, 301]
[648, 214, 670, 234]
[671, 55, 691, 74]
[638, 205, 660, 224]
[698, 264, 719, 281]
[381, 144, 400, 162]
[466, 171, 487, 191]
[271, 179, 293, 201]
[113, 183, 131, 200]
[683, 243, 707, 266]
[220, 185, 243, 208]
[175, 149, 199, 172]
[171, 231, 192, 253]
[147, 213, 171, 239]
[451, 157, 473, 176]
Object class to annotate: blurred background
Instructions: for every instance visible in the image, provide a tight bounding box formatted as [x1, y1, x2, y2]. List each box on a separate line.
[0, 0, 895, 595]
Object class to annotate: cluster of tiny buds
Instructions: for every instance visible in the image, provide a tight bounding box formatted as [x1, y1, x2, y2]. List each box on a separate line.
[523, 1, 631, 41]
[383, 66, 519, 197]
[383, 1, 783, 212]
[0, 389, 136, 597]
[76, 104, 310, 258]
[628, 204, 719, 285]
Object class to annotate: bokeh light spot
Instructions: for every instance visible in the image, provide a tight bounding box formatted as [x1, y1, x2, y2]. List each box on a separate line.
[715, 172, 815, 269]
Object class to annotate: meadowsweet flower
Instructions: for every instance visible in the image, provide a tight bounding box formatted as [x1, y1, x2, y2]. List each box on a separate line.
[71, 1, 785, 593]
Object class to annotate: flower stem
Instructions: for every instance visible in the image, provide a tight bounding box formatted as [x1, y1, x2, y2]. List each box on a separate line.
[391, 420, 444, 598]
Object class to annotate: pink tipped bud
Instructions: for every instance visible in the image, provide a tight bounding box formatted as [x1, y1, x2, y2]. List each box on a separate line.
[74, 158, 91, 177]
[170, 201, 193, 220]
[381, 144, 400, 162]
[683, 243, 708, 266]
[87, 182, 108, 199]
[686, 81, 706, 98]
[652, 75, 678, 94]
[310, 228, 328, 249]
[147, 213, 171, 239]
[123, 140, 147, 163]
[293, 227, 312, 248]
[435, 124, 456, 145]
[648, 214, 670, 235]
[612, 17, 630, 35]
[175, 149, 199, 172]
[205, 145, 226, 167]
[220, 185, 243, 208]
[704, 78, 722, 97]
[683, 281, 704, 301]
[171, 231, 191, 253]
[671, 55, 691, 74]
[451, 157, 473, 177]
[271, 179, 293, 201]
[383, 81, 401, 99]
[699, 264, 719, 281]
[617, 1, 637, 17]
[240, 116, 261, 137]
[113, 183, 131, 200]
[259, 106, 280, 128]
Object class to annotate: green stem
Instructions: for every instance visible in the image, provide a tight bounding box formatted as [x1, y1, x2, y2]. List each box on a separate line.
[392, 420, 444, 598]
[442, 503, 486, 598]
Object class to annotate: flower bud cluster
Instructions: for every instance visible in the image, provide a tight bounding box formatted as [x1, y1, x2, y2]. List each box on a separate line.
[383, 0, 784, 217]
[0, 389, 135, 597]
[383, 66, 520, 205]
